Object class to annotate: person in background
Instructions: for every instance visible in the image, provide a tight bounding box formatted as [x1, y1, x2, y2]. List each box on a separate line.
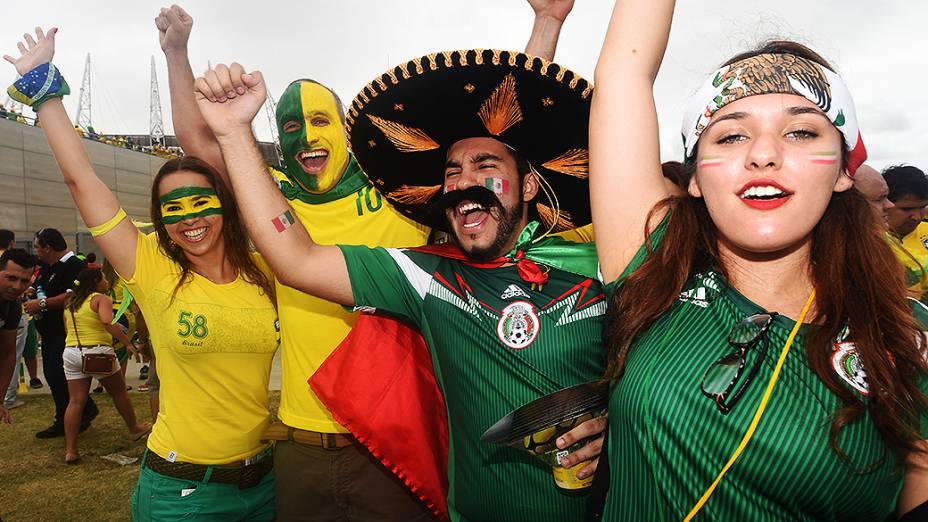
[853, 164, 893, 227]
[61, 268, 150, 464]
[884, 164, 928, 301]
[0, 249, 37, 423]
[24, 227, 95, 438]
[0, 229, 31, 410]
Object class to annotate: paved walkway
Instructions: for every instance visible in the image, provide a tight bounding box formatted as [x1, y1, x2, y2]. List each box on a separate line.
[13, 349, 283, 395]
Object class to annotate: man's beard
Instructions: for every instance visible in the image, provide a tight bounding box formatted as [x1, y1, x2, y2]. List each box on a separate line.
[430, 185, 525, 262]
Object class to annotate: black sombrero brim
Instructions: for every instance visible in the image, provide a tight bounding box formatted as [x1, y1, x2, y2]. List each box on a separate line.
[346, 49, 592, 232]
[481, 381, 608, 446]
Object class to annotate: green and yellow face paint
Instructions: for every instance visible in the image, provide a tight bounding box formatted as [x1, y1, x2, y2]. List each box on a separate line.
[276, 80, 349, 195]
[159, 186, 223, 225]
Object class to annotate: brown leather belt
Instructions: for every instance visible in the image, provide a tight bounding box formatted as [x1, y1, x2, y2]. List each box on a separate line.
[143, 450, 273, 489]
[262, 421, 354, 449]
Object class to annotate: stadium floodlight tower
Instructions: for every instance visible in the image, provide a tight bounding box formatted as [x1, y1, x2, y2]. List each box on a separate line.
[74, 54, 93, 132]
[149, 56, 165, 147]
[264, 90, 283, 166]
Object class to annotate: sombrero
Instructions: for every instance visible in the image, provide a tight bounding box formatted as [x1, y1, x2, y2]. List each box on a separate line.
[346, 49, 592, 232]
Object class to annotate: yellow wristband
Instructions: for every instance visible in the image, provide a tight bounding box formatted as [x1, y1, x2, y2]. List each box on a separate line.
[88, 208, 128, 237]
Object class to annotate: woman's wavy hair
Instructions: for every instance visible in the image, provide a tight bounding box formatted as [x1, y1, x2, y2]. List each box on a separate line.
[605, 40, 928, 464]
[149, 156, 275, 305]
[67, 268, 103, 312]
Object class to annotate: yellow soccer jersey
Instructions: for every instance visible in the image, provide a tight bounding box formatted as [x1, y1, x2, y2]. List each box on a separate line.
[895, 223, 928, 300]
[123, 232, 279, 464]
[271, 168, 429, 433]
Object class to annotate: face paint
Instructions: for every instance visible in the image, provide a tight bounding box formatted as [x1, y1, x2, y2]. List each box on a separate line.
[809, 151, 839, 165]
[159, 186, 223, 225]
[484, 177, 510, 196]
[697, 155, 724, 169]
[445, 182, 457, 194]
[276, 81, 350, 194]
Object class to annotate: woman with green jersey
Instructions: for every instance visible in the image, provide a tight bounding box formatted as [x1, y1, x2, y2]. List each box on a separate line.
[590, 0, 928, 519]
[62, 268, 150, 464]
[6, 28, 280, 521]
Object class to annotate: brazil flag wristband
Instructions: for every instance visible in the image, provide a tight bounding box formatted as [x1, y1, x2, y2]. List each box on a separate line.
[7, 63, 70, 109]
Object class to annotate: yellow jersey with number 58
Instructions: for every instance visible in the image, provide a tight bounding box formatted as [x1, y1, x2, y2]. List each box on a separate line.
[122, 231, 279, 465]
[270, 167, 430, 433]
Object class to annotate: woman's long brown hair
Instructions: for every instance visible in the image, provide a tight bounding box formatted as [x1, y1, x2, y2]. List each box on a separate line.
[149, 156, 275, 305]
[604, 41, 928, 462]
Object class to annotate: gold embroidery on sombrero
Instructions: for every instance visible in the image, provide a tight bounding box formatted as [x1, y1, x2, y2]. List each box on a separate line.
[458, 52, 468, 66]
[581, 85, 593, 99]
[386, 70, 399, 85]
[426, 53, 438, 71]
[474, 49, 485, 65]
[367, 114, 440, 152]
[414, 58, 424, 75]
[537, 204, 574, 232]
[398, 63, 411, 79]
[386, 184, 441, 205]
[375, 77, 387, 91]
[542, 149, 589, 179]
[491, 50, 502, 65]
[478, 73, 524, 136]
[441, 51, 454, 67]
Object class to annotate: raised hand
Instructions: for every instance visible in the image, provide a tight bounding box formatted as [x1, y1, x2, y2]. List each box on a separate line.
[528, 0, 575, 23]
[194, 63, 266, 138]
[155, 4, 193, 53]
[3, 27, 57, 76]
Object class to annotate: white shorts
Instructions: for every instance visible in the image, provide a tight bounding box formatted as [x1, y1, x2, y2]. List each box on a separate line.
[63, 345, 121, 380]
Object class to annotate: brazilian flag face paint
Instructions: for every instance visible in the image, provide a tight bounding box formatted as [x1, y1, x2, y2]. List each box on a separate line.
[277, 81, 349, 195]
[159, 186, 223, 225]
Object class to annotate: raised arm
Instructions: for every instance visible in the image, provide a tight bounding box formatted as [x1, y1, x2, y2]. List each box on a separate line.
[193, 65, 353, 306]
[156, 5, 228, 181]
[589, 0, 675, 282]
[524, 0, 574, 60]
[3, 28, 138, 279]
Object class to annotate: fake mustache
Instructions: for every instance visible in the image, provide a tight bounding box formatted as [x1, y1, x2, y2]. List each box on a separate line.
[427, 185, 504, 222]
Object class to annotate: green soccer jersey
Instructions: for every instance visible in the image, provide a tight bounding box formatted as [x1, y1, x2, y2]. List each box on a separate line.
[339, 242, 606, 522]
[604, 222, 928, 521]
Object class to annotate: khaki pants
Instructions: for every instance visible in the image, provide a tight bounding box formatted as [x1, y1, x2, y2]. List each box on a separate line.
[274, 438, 437, 522]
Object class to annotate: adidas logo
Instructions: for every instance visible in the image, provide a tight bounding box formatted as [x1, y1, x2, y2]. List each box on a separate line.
[678, 287, 709, 307]
[501, 284, 530, 300]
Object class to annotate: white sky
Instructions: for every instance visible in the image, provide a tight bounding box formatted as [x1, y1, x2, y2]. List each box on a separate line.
[1, 0, 924, 170]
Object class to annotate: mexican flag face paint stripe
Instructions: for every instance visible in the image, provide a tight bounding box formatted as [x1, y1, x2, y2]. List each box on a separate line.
[484, 177, 509, 195]
[159, 186, 223, 225]
[810, 151, 839, 165]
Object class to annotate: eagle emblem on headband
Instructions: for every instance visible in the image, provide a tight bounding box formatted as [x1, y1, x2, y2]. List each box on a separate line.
[713, 54, 833, 114]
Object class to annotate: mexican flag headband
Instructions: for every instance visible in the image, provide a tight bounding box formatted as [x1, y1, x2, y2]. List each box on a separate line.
[346, 49, 593, 231]
[681, 53, 867, 176]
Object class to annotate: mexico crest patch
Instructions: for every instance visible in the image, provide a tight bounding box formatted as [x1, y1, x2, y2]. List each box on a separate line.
[497, 301, 540, 350]
[831, 342, 869, 396]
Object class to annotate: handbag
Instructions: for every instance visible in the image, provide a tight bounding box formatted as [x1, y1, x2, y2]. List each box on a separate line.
[70, 306, 117, 376]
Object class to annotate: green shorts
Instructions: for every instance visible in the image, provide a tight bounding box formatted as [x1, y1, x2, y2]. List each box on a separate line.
[131, 450, 275, 521]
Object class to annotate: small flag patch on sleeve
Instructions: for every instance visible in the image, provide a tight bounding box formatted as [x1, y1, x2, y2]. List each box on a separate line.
[271, 210, 296, 232]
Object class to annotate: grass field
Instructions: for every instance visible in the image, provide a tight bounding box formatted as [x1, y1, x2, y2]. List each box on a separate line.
[0, 392, 280, 521]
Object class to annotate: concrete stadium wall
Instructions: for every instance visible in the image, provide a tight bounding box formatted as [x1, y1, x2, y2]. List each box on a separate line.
[0, 117, 166, 247]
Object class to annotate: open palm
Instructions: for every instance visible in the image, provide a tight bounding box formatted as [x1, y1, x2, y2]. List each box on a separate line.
[3, 27, 57, 76]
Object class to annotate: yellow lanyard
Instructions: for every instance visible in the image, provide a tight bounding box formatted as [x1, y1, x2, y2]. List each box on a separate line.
[684, 290, 816, 521]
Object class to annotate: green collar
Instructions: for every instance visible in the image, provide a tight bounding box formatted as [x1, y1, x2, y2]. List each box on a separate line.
[278, 154, 370, 204]
[505, 221, 599, 280]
